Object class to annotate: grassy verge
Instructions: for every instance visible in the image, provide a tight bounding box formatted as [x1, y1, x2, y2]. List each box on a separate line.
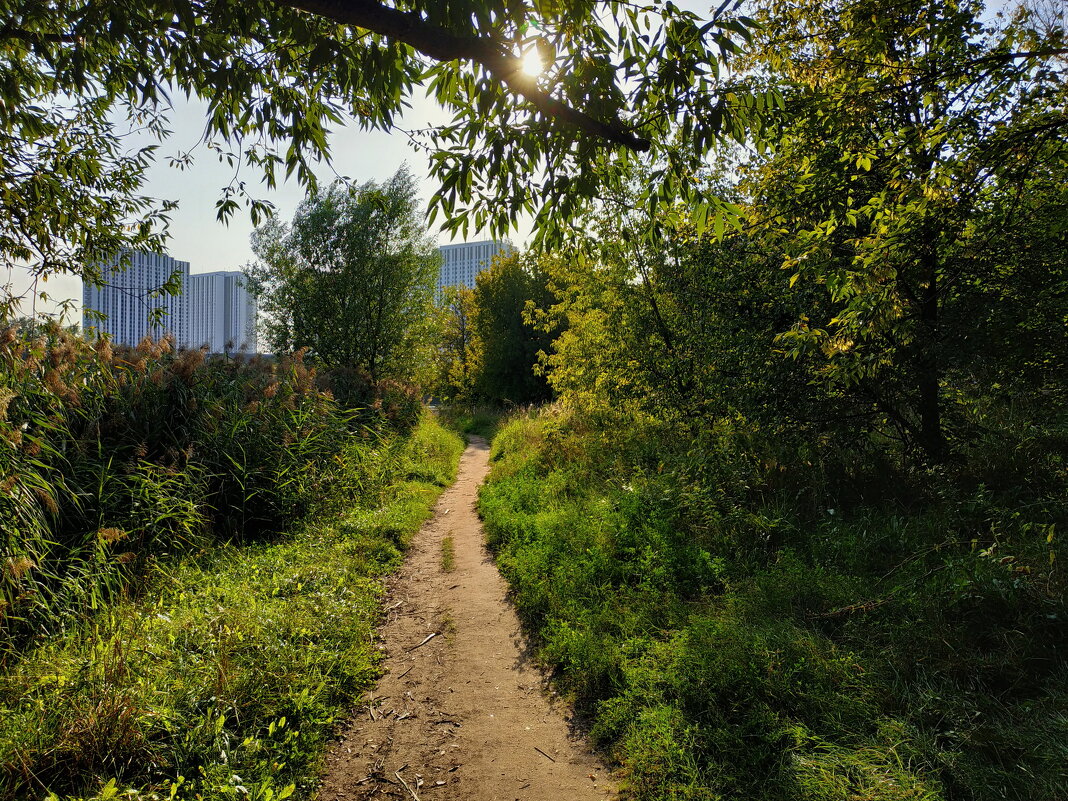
[479, 408, 1067, 801]
[437, 404, 503, 441]
[0, 414, 464, 801]
[441, 535, 455, 572]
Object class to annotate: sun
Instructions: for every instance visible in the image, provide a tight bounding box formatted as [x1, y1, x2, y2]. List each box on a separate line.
[520, 49, 544, 78]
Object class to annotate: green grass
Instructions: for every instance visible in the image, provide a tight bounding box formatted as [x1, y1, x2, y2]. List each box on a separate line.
[441, 535, 455, 572]
[479, 408, 1068, 801]
[0, 414, 464, 801]
[437, 404, 503, 441]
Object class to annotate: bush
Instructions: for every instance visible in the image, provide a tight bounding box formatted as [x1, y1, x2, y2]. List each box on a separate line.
[480, 407, 1068, 801]
[0, 324, 387, 655]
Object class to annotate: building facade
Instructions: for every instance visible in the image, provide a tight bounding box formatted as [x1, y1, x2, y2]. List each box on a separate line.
[83, 252, 257, 353]
[82, 250, 190, 346]
[437, 240, 513, 291]
[186, 271, 257, 353]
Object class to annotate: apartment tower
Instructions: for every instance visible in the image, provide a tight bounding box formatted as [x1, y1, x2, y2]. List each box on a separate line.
[437, 240, 513, 291]
[82, 250, 190, 346]
[82, 251, 257, 353]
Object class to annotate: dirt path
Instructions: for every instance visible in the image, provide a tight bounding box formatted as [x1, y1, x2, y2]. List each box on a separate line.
[316, 436, 616, 801]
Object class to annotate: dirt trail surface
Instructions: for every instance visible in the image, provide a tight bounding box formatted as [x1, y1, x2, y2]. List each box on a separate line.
[316, 436, 616, 801]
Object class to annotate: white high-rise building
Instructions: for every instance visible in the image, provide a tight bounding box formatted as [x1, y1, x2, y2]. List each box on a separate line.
[82, 250, 190, 346]
[82, 252, 258, 353]
[437, 240, 513, 291]
[185, 271, 257, 354]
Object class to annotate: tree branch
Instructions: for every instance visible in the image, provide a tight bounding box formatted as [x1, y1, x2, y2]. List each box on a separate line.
[273, 0, 652, 152]
[0, 26, 80, 45]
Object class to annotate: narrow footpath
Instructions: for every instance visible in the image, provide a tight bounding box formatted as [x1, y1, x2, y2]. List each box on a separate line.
[316, 436, 616, 801]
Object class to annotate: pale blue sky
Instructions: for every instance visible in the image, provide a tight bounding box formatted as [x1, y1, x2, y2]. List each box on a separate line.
[12, 88, 482, 318]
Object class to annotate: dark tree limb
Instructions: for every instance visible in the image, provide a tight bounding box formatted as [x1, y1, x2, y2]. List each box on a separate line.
[274, 0, 653, 152]
[0, 26, 80, 45]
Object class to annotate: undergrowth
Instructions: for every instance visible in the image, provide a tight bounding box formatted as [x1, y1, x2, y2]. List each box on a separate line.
[0, 413, 463, 800]
[480, 407, 1067, 801]
[0, 322, 383, 656]
[437, 404, 503, 441]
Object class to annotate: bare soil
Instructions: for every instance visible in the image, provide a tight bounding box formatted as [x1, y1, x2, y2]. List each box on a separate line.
[316, 436, 617, 801]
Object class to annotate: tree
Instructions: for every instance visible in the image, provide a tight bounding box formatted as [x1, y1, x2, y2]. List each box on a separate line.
[245, 166, 439, 380]
[1, 0, 769, 312]
[433, 284, 480, 401]
[471, 250, 555, 405]
[537, 188, 843, 447]
[742, 0, 1068, 461]
[0, 96, 174, 320]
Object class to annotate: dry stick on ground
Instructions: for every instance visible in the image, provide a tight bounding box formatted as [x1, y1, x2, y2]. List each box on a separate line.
[395, 770, 420, 801]
[408, 632, 438, 651]
[534, 746, 557, 763]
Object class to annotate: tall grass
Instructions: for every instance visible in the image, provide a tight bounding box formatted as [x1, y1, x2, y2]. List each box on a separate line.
[437, 403, 504, 440]
[0, 322, 399, 657]
[0, 413, 464, 801]
[480, 407, 1067, 801]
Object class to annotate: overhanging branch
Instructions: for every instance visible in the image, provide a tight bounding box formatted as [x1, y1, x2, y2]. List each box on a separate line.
[274, 0, 652, 152]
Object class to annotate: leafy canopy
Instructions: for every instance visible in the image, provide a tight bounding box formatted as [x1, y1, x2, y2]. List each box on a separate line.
[245, 166, 439, 381]
[537, 0, 1067, 462]
[1, 0, 764, 312]
[744, 0, 1068, 459]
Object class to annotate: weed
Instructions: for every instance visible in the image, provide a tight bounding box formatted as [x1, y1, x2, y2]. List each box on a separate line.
[0, 415, 464, 800]
[480, 408, 1068, 801]
[441, 535, 456, 572]
[439, 608, 457, 642]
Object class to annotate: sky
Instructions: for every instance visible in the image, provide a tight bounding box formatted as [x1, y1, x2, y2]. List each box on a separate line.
[8, 86, 506, 319]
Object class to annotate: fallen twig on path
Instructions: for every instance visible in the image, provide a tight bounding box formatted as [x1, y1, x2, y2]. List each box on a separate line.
[534, 746, 557, 763]
[395, 770, 420, 801]
[408, 632, 438, 651]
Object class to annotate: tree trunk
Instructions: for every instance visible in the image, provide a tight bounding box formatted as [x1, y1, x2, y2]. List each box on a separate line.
[916, 246, 947, 462]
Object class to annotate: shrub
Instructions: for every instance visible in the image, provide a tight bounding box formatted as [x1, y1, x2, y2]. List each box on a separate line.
[480, 406, 1068, 801]
[0, 324, 376, 655]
